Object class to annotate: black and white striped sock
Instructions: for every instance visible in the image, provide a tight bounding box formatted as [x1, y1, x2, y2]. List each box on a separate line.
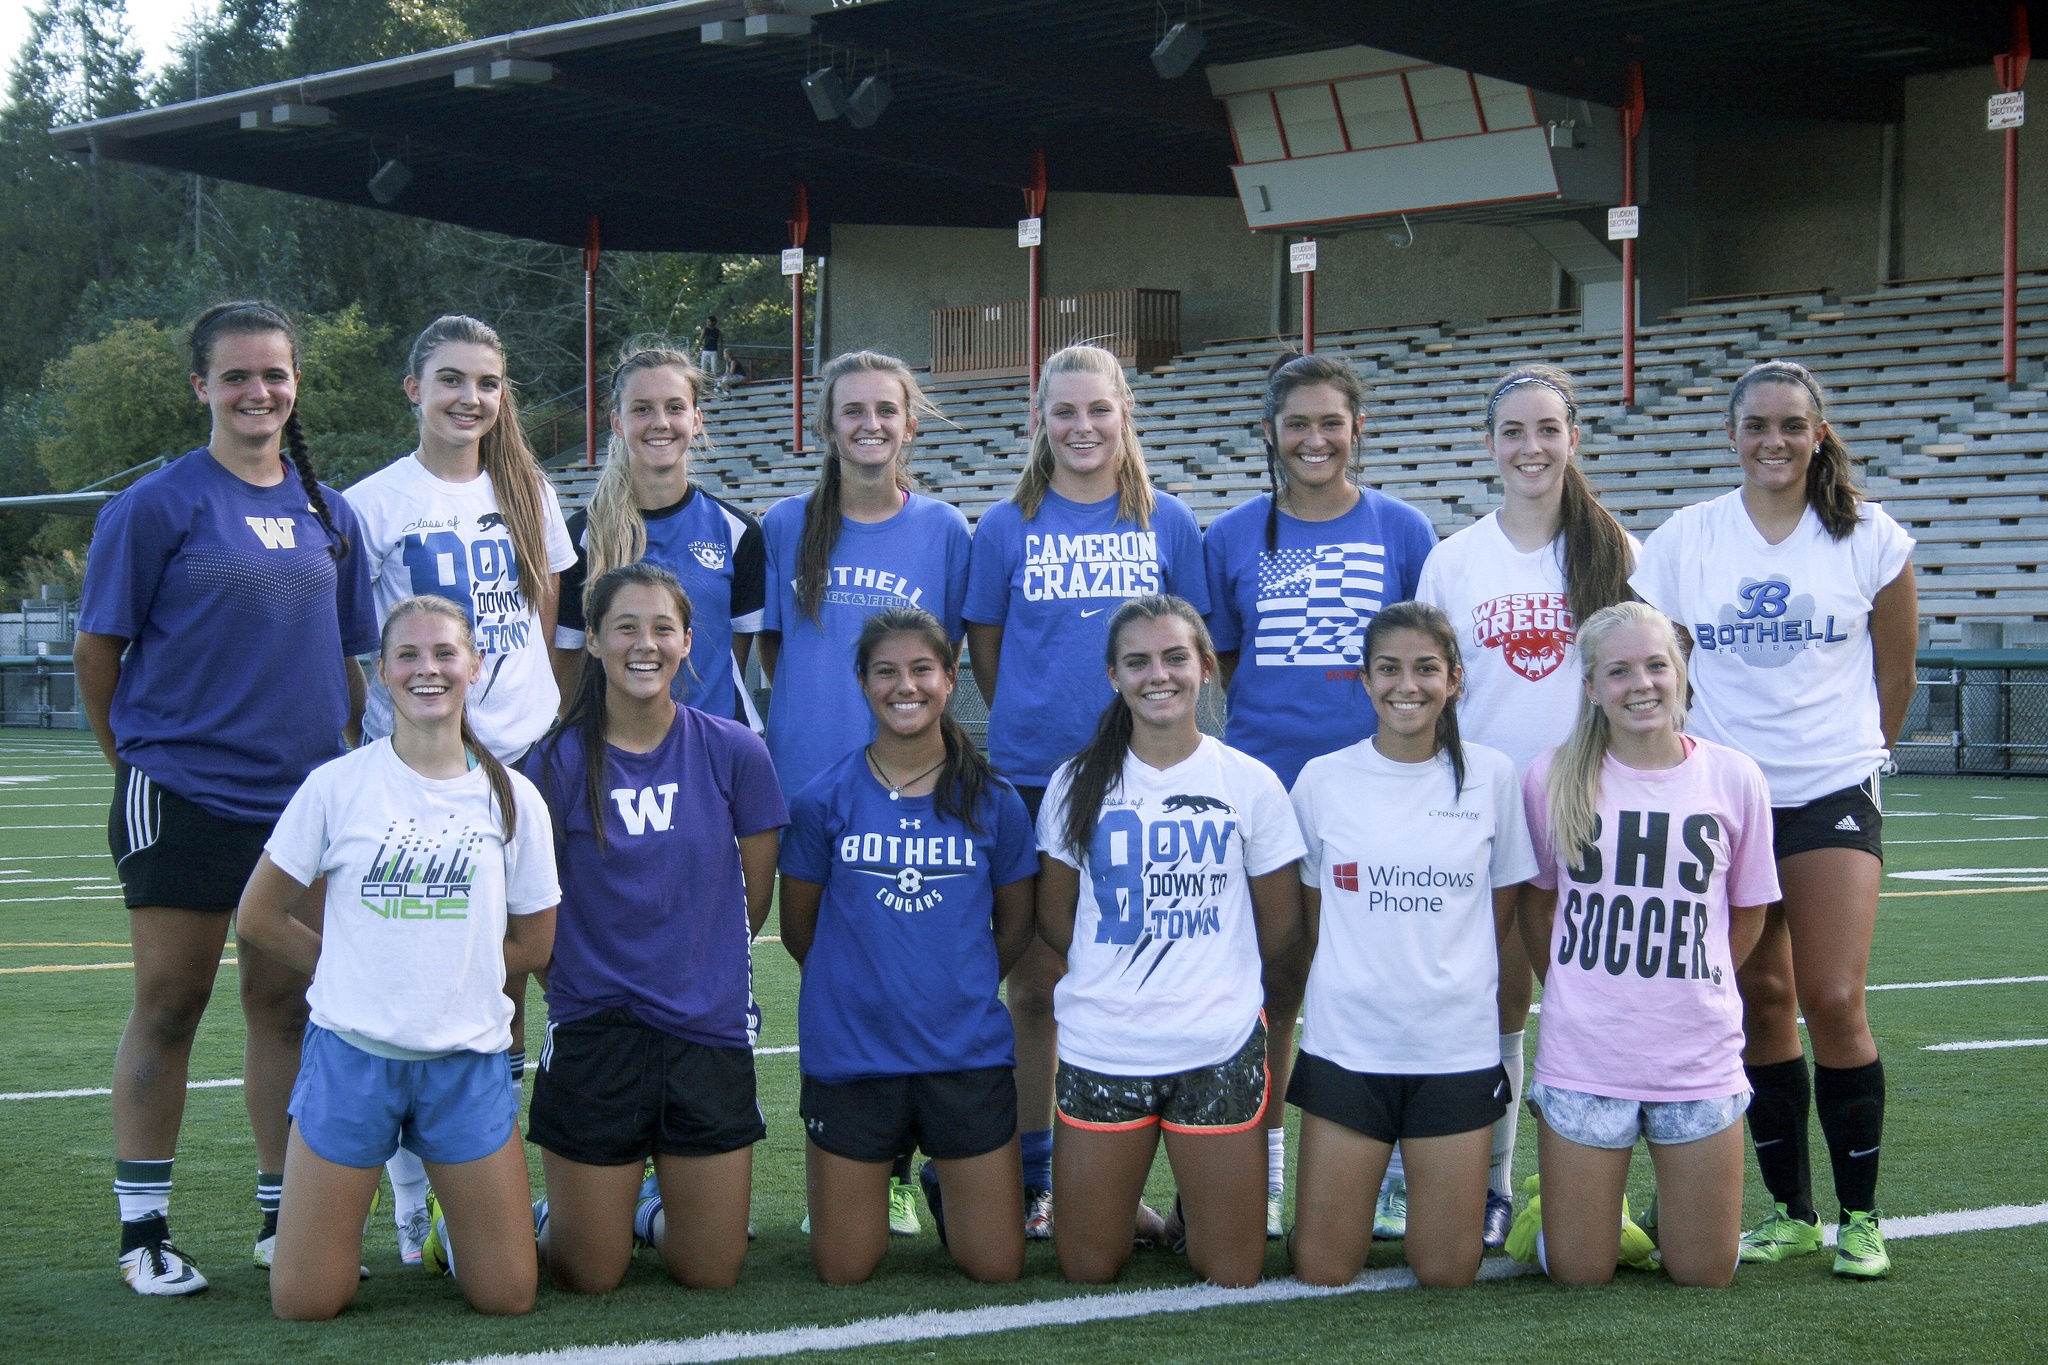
[114, 1158, 172, 1224]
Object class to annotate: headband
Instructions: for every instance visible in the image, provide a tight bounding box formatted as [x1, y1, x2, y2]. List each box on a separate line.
[1486, 374, 1576, 429]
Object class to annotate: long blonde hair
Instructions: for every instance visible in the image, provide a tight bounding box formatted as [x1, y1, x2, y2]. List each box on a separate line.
[1545, 601, 1690, 865]
[406, 316, 553, 610]
[794, 351, 942, 622]
[1011, 344, 1155, 527]
[584, 340, 711, 590]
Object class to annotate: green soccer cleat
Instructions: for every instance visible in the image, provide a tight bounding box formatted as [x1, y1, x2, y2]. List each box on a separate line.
[423, 1193, 453, 1276]
[1372, 1179, 1408, 1240]
[1832, 1209, 1891, 1279]
[888, 1176, 922, 1237]
[1504, 1175, 1543, 1264]
[1739, 1202, 1825, 1264]
[1618, 1194, 1661, 1271]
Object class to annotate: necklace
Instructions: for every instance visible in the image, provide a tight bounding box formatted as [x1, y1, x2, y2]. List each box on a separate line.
[866, 745, 944, 801]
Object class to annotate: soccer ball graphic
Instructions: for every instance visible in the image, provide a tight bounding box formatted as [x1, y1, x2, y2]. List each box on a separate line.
[896, 866, 924, 896]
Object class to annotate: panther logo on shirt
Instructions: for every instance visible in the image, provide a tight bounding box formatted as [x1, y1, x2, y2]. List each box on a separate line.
[1472, 592, 1573, 681]
[477, 512, 505, 532]
[689, 540, 727, 571]
[1162, 794, 1233, 815]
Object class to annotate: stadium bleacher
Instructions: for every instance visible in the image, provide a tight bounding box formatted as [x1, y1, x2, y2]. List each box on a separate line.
[547, 270, 2048, 647]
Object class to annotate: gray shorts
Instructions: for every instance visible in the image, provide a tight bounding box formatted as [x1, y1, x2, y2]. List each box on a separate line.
[1527, 1080, 1750, 1150]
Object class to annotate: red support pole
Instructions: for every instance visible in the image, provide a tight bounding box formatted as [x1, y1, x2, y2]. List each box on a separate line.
[583, 215, 599, 467]
[1026, 150, 1047, 419]
[789, 186, 810, 454]
[1621, 62, 1644, 409]
[1301, 237, 1316, 355]
[1996, 7, 2030, 384]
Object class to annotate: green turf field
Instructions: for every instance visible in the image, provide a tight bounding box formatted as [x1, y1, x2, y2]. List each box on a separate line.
[1, 733, 2043, 1363]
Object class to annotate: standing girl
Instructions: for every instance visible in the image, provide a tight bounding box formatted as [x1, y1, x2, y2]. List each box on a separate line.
[237, 595, 557, 1319]
[553, 342, 766, 726]
[1203, 353, 1437, 1233]
[1630, 361, 1917, 1279]
[522, 563, 784, 1294]
[779, 608, 1038, 1285]
[1515, 602, 1777, 1287]
[345, 313, 576, 1258]
[964, 343, 1208, 1237]
[1415, 364, 1637, 1245]
[1286, 602, 1535, 1289]
[1037, 595, 1304, 1288]
[75, 300, 379, 1295]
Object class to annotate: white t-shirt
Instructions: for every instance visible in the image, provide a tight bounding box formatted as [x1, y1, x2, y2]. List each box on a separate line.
[266, 740, 558, 1057]
[1292, 739, 1537, 1075]
[1416, 511, 1642, 774]
[346, 454, 578, 761]
[1040, 735, 1304, 1076]
[1631, 491, 1915, 805]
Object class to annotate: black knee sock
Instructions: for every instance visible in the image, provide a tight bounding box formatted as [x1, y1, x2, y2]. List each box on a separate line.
[1814, 1058, 1885, 1218]
[1745, 1057, 1816, 1224]
[891, 1151, 914, 1183]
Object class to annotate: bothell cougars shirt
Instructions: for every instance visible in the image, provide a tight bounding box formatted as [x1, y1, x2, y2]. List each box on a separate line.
[1041, 736, 1303, 1076]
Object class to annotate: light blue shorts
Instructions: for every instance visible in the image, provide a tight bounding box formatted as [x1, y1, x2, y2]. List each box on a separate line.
[1527, 1080, 1750, 1151]
[289, 1024, 518, 1168]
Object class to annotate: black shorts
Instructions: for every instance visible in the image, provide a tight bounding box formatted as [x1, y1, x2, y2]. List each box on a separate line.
[1014, 783, 1048, 826]
[1772, 779, 1883, 862]
[1286, 1050, 1510, 1143]
[800, 1066, 1015, 1164]
[527, 1009, 765, 1165]
[108, 763, 273, 912]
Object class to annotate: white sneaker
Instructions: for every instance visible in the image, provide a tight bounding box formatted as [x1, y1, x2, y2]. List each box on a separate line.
[121, 1237, 208, 1296]
[398, 1205, 433, 1266]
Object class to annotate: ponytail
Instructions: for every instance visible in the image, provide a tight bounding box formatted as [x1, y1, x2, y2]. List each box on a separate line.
[1258, 350, 1367, 553]
[1729, 360, 1862, 541]
[1545, 602, 1691, 865]
[1363, 601, 1467, 802]
[282, 409, 349, 561]
[797, 351, 936, 623]
[459, 710, 519, 843]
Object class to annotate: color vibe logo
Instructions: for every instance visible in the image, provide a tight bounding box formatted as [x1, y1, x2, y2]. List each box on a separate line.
[1472, 591, 1572, 681]
[359, 819, 481, 920]
[1694, 575, 1848, 667]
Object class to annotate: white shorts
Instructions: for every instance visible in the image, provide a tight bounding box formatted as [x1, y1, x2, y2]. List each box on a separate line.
[1528, 1080, 1750, 1150]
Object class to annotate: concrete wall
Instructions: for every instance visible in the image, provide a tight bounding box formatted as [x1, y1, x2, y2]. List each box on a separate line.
[1290, 223, 1555, 333]
[1897, 65, 2048, 280]
[1689, 114, 1889, 299]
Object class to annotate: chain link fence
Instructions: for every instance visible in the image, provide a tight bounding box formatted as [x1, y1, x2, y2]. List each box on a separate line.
[1896, 651, 2048, 776]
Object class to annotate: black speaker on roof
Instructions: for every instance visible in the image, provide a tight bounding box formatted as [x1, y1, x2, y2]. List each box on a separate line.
[802, 67, 848, 121]
[1150, 22, 1205, 79]
[846, 75, 892, 128]
[367, 159, 412, 205]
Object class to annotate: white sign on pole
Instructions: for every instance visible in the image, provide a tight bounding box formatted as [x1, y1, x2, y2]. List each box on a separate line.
[1017, 217, 1042, 248]
[1989, 91, 2026, 131]
[780, 247, 804, 276]
[1607, 205, 1640, 240]
[1289, 240, 1318, 273]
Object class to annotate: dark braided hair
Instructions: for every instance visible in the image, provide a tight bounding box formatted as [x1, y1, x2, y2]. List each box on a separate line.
[189, 300, 349, 560]
[1258, 351, 1368, 553]
[535, 562, 693, 852]
[1363, 600, 1468, 802]
[854, 607, 997, 834]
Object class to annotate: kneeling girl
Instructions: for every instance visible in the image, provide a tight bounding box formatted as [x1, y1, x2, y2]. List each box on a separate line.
[1037, 595, 1304, 1288]
[238, 596, 557, 1319]
[1286, 601, 1535, 1288]
[1517, 602, 1777, 1286]
[779, 607, 1038, 1285]
[522, 563, 786, 1293]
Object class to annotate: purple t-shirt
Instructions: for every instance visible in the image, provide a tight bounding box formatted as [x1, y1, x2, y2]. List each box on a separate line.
[522, 706, 789, 1049]
[1523, 737, 1781, 1102]
[781, 748, 1038, 1083]
[77, 448, 378, 822]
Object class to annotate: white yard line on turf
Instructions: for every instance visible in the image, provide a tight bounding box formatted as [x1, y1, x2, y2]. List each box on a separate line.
[1868, 974, 2048, 991]
[1924, 1038, 2048, 1051]
[0, 1077, 242, 1101]
[437, 1203, 2048, 1365]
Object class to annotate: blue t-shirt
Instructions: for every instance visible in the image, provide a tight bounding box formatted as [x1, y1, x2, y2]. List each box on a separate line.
[555, 486, 767, 724]
[522, 707, 787, 1049]
[964, 490, 1209, 786]
[760, 492, 971, 799]
[78, 449, 379, 822]
[1203, 490, 1437, 789]
[780, 749, 1037, 1083]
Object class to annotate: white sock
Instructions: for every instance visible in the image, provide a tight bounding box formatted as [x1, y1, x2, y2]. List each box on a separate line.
[1536, 1228, 1549, 1275]
[1382, 1144, 1405, 1191]
[387, 1146, 430, 1228]
[1267, 1127, 1285, 1195]
[1492, 1031, 1526, 1196]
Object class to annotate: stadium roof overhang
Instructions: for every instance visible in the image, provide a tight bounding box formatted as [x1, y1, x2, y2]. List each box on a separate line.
[51, 0, 2016, 255]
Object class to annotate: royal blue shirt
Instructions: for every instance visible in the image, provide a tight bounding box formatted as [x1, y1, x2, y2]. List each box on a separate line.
[78, 449, 378, 822]
[964, 490, 1209, 786]
[1203, 490, 1437, 789]
[555, 486, 766, 724]
[760, 492, 971, 799]
[522, 707, 787, 1049]
[781, 749, 1037, 1083]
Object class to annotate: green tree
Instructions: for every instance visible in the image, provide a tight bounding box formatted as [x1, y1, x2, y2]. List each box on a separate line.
[33, 319, 199, 496]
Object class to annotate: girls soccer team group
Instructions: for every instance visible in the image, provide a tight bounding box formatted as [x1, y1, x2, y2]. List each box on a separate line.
[77, 298, 1917, 1320]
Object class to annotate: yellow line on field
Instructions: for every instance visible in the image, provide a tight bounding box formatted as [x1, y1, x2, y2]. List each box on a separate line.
[0, 956, 235, 975]
[1880, 884, 2048, 899]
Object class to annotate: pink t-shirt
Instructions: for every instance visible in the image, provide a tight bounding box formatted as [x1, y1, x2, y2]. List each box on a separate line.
[1523, 737, 1780, 1102]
